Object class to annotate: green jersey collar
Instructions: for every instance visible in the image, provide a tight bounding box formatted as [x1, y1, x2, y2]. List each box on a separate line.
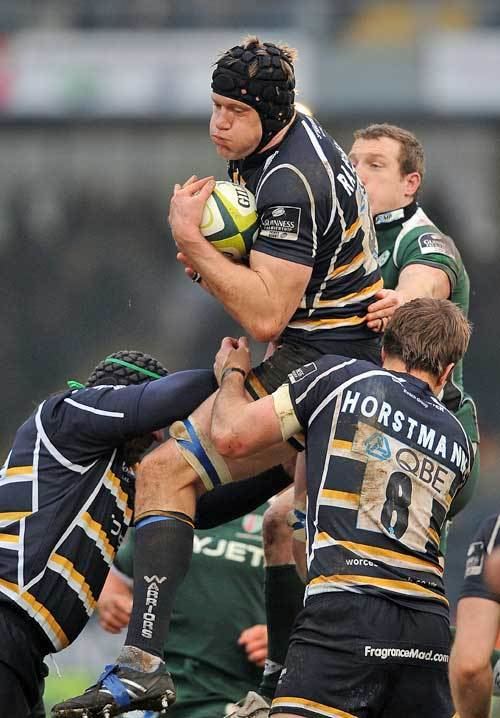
[374, 201, 418, 228]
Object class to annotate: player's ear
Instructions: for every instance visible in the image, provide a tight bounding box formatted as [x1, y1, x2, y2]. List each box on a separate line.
[438, 363, 454, 392]
[405, 171, 421, 198]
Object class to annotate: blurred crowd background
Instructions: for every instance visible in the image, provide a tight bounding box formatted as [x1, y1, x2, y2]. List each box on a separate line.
[0, 0, 499, 709]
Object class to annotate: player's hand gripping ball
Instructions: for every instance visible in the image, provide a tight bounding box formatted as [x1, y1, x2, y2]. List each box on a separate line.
[200, 181, 259, 260]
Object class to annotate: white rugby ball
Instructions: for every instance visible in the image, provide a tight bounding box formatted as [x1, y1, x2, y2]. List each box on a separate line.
[200, 181, 259, 260]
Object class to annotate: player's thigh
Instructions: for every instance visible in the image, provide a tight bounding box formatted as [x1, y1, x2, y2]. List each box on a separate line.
[381, 662, 453, 718]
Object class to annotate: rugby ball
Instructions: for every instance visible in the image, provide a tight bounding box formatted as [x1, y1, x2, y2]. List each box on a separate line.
[200, 181, 259, 260]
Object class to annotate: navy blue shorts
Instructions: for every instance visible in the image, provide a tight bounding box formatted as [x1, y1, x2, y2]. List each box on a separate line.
[270, 593, 453, 718]
[0, 602, 50, 717]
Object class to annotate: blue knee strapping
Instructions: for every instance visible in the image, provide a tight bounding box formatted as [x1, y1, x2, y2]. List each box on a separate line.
[99, 664, 131, 708]
[292, 509, 306, 531]
[176, 418, 221, 488]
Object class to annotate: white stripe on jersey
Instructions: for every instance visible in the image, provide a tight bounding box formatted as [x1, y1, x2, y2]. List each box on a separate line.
[301, 117, 337, 233]
[307, 370, 403, 428]
[254, 150, 279, 197]
[23, 449, 118, 593]
[0, 451, 11, 479]
[48, 554, 96, 616]
[18, 517, 26, 589]
[255, 163, 318, 257]
[33, 432, 41, 512]
[294, 358, 357, 406]
[64, 397, 125, 418]
[35, 401, 98, 474]
[0, 475, 33, 489]
[392, 207, 434, 268]
[487, 516, 500, 554]
[308, 386, 344, 574]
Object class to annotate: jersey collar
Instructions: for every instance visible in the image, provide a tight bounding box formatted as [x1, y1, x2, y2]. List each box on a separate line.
[392, 369, 432, 394]
[374, 200, 418, 229]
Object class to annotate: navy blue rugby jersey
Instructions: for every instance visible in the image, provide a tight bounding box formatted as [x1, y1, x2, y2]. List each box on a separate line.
[0, 369, 216, 651]
[274, 355, 474, 617]
[460, 514, 500, 603]
[232, 113, 382, 349]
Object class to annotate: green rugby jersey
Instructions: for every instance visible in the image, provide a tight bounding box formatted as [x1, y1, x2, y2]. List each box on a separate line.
[375, 202, 478, 443]
[115, 508, 267, 718]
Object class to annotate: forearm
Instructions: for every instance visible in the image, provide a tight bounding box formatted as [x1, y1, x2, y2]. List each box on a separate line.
[211, 371, 253, 456]
[450, 664, 492, 718]
[183, 234, 284, 340]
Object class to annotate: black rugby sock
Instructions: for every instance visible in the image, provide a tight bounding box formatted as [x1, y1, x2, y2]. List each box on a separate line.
[123, 514, 194, 661]
[259, 564, 305, 698]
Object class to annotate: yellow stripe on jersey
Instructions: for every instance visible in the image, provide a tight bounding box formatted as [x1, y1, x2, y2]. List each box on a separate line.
[308, 574, 448, 605]
[288, 315, 367, 331]
[103, 470, 133, 523]
[320, 489, 360, 510]
[0, 511, 31, 527]
[314, 278, 384, 309]
[331, 439, 352, 451]
[5, 466, 33, 476]
[327, 250, 365, 281]
[427, 526, 440, 547]
[79, 512, 116, 565]
[49, 554, 97, 616]
[0, 533, 19, 544]
[0, 577, 69, 649]
[272, 696, 356, 718]
[344, 217, 363, 241]
[313, 533, 442, 575]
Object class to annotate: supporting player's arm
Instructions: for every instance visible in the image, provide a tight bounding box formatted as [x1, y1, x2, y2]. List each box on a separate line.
[210, 337, 301, 458]
[366, 264, 451, 328]
[97, 567, 132, 635]
[169, 177, 311, 342]
[449, 596, 500, 718]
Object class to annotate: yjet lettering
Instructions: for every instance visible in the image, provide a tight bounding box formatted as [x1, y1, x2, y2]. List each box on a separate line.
[193, 535, 264, 567]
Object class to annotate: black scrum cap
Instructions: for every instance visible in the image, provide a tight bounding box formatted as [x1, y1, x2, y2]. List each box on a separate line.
[212, 40, 295, 153]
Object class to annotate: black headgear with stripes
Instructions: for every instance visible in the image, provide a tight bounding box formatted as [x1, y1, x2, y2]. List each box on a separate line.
[212, 39, 295, 154]
[85, 350, 168, 388]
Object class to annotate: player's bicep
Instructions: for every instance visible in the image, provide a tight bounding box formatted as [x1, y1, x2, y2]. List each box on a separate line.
[397, 264, 451, 300]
